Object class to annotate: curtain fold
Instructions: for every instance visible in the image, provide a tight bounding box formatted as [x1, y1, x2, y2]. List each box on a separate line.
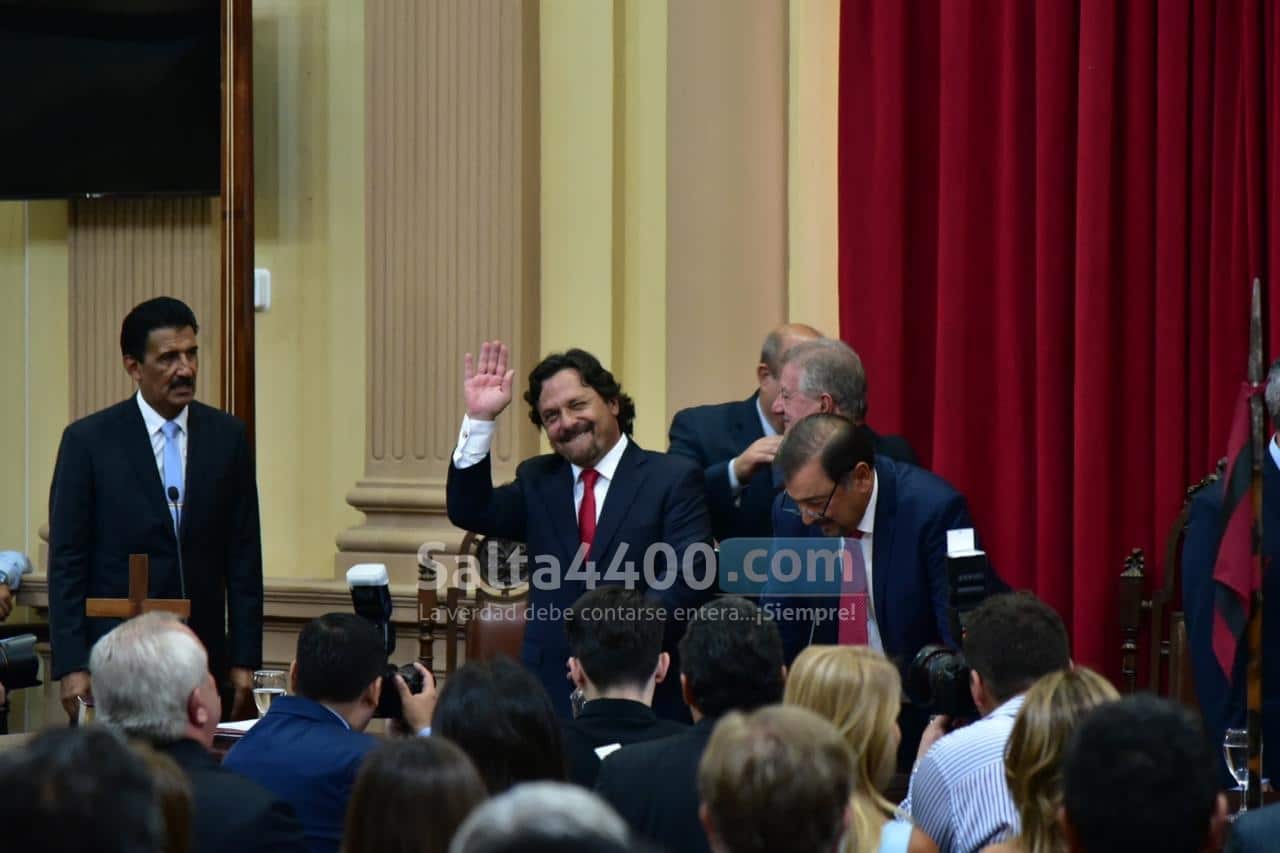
[838, 0, 1280, 677]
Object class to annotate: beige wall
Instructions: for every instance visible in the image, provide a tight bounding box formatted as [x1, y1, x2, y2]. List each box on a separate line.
[252, 0, 367, 578]
[2, 0, 843, 729]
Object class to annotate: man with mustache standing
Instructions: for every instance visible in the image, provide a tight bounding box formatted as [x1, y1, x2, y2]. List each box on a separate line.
[447, 342, 714, 720]
[49, 296, 263, 722]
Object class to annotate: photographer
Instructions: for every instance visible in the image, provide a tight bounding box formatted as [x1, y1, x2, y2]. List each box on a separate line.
[223, 613, 436, 853]
[904, 592, 1070, 853]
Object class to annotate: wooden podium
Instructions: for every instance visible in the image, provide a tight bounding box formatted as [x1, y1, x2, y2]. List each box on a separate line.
[85, 554, 190, 621]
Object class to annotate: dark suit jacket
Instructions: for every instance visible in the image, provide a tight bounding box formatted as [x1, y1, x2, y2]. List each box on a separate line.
[447, 439, 715, 719]
[765, 454, 983, 671]
[222, 696, 378, 853]
[595, 717, 716, 853]
[1182, 451, 1280, 784]
[48, 397, 263, 682]
[562, 698, 688, 788]
[159, 738, 307, 853]
[1226, 801, 1280, 852]
[668, 393, 920, 542]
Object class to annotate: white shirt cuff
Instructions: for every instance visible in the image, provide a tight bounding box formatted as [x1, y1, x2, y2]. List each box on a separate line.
[726, 456, 744, 494]
[417, 726, 431, 737]
[452, 415, 496, 468]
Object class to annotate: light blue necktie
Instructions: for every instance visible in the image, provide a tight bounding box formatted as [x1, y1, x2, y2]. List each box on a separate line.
[162, 420, 184, 534]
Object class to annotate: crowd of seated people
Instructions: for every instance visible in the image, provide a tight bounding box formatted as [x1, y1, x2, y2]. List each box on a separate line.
[0, 589, 1268, 853]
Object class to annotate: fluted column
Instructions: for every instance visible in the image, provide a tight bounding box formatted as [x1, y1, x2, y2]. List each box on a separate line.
[338, 0, 541, 583]
[68, 198, 223, 417]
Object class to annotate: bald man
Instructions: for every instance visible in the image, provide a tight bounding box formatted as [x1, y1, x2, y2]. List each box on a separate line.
[667, 324, 822, 542]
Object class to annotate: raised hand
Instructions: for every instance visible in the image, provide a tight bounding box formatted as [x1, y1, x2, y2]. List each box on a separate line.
[464, 340, 516, 421]
[732, 435, 783, 483]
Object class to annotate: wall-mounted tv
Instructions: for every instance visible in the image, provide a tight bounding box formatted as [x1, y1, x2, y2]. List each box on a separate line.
[0, 0, 220, 200]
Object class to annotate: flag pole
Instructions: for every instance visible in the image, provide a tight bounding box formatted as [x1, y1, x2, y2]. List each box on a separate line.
[1245, 278, 1266, 810]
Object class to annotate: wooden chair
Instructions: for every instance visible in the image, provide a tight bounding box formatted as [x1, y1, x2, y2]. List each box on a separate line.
[1118, 461, 1225, 705]
[416, 532, 529, 679]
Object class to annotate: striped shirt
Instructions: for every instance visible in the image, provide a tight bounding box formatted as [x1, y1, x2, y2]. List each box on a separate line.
[903, 695, 1023, 853]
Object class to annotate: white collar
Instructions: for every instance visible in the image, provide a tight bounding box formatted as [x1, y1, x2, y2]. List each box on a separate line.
[136, 389, 189, 436]
[571, 432, 630, 484]
[1269, 434, 1280, 472]
[756, 396, 778, 438]
[856, 467, 879, 537]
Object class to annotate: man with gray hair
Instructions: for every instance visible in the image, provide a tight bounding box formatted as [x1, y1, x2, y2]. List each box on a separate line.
[1182, 355, 1280, 785]
[771, 337, 917, 463]
[449, 782, 631, 853]
[90, 612, 306, 853]
[668, 323, 821, 540]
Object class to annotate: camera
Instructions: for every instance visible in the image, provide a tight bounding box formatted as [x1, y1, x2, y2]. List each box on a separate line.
[375, 661, 425, 721]
[0, 633, 41, 735]
[906, 644, 977, 718]
[905, 537, 992, 719]
[345, 563, 425, 723]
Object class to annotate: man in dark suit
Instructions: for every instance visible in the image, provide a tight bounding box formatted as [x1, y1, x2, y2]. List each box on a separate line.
[562, 586, 686, 787]
[764, 414, 997, 768]
[667, 323, 820, 542]
[48, 296, 262, 720]
[223, 613, 436, 853]
[447, 341, 714, 719]
[594, 596, 785, 853]
[89, 611, 307, 853]
[766, 414, 982, 666]
[1182, 359, 1280, 784]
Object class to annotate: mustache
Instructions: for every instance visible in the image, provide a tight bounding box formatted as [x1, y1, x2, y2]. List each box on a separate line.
[169, 377, 195, 390]
[556, 422, 593, 441]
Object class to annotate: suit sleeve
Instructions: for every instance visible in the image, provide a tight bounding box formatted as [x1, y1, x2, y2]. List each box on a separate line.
[920, 492, 976, 646]
[446, 455, 528, 541]
[668, 410, 736, 541]
[48, 426, 96, 678]
[226, 423, 264, 670]
[651, 462, 716, 612]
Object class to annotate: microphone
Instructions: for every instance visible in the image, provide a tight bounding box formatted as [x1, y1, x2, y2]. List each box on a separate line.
[167, 486, 187, 601]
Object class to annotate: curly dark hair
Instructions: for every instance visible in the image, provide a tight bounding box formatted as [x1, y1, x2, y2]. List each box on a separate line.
[522, 349, 636, 435]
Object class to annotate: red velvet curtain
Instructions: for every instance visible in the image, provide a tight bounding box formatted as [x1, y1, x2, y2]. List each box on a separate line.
[838, 0, 1280, 676]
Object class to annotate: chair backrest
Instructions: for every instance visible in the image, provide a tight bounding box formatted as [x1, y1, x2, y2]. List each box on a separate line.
[1118, 461, 1225, 706]
[416, 532, 529, 679]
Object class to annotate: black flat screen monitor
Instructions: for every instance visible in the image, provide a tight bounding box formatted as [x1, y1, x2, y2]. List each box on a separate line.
[0, 0, 220, 199]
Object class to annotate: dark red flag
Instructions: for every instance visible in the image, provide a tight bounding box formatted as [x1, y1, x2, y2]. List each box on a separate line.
[1211, 382, 1264, 679]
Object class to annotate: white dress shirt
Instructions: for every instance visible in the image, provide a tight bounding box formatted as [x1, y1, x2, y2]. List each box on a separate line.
[849, 470, 883, 652]
[452, 414, 630, 522]
[136, 390, 188, 481]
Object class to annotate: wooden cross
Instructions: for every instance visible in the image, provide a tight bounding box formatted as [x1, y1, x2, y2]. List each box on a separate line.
[85, 554, 191, 620]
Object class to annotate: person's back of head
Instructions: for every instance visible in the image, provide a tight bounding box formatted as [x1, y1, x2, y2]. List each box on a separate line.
[962, 592, 1071, 708]
[678, 597, 784, 719]
[1062, 694, 1224, 853]
[432, 656, 566, 793]
[565, 587, 667, 699]
[0, 725, 162, 853]
[343, 736, 487, 853]
[784, 645, 900, 844]
[293, 612, 387, 726]
[698, 705, 853, 853]
[90, 611, 217, 744]
[448, 781, 630, 853]
[1003, 667, 1119, 853]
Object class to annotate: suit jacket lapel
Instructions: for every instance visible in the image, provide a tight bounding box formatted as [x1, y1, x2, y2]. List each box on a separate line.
[736, 393, 766, 444]
[536, 458, 581, 563]
[120, 400, 173, 533]
[181, 403, 213, 540]
[589, 441, 646, 562]
[870, 456, 895, 635]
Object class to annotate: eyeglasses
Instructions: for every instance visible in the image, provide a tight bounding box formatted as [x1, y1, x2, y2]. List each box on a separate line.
[781, 479, 840, 524]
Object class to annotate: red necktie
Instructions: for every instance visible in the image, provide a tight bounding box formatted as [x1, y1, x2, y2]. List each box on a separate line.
[838, 534, 869, 646]
[578, 469, 600, 547]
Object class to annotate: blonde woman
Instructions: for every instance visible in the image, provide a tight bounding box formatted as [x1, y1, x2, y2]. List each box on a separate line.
[784, 645, 937, 853]
[982, 667, 1120, 853]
